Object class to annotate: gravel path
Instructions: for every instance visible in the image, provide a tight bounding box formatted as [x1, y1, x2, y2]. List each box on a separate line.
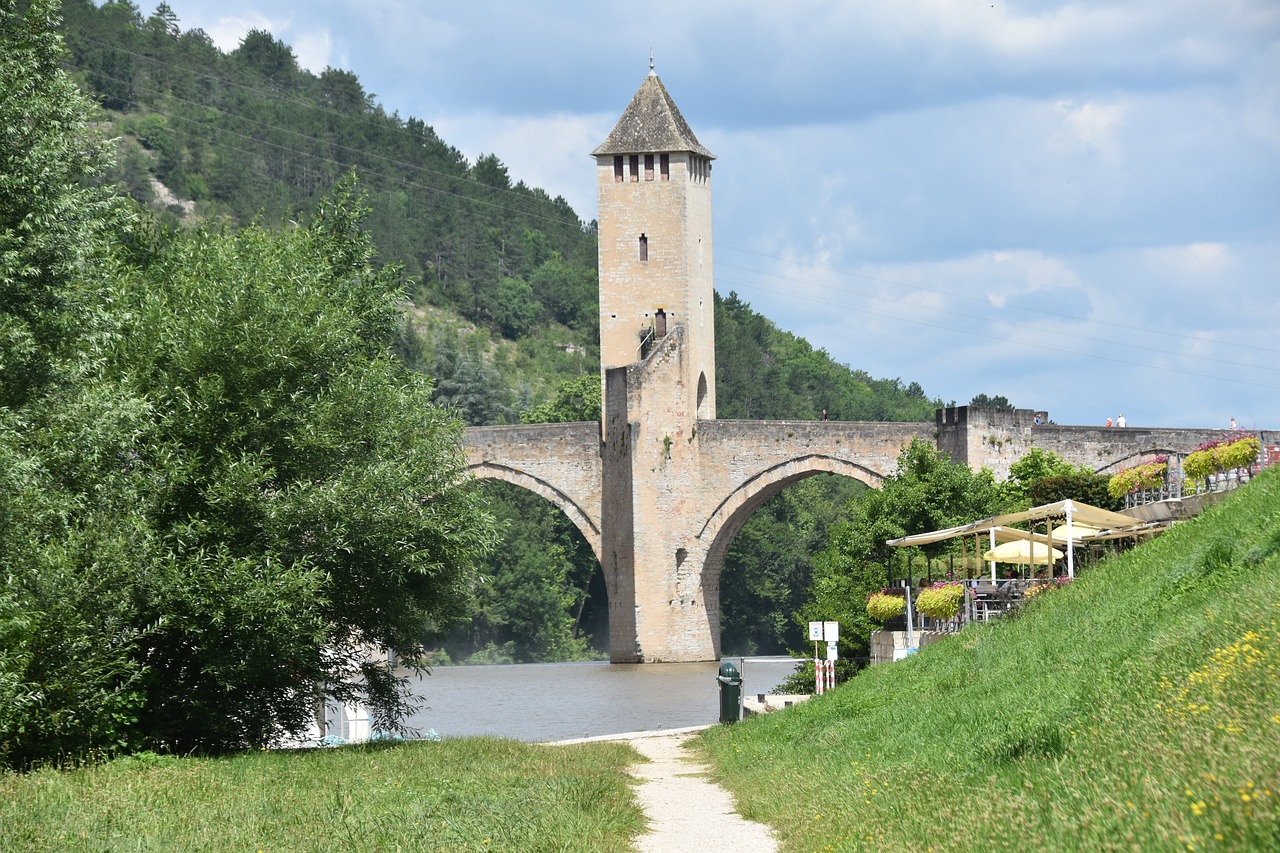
[626, 731, 778, 853]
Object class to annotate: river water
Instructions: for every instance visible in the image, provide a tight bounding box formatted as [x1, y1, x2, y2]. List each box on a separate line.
[398, 656, 802, 742]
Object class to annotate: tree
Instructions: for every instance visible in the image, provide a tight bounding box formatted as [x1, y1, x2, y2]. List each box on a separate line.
[801, 438, 1005, 666]
[1, 0, 123, 409]
[520, 374, 601, 424]
[969, 393, 1014, 409]
[1005, 447, 1116, 509]
[102, 179, 498, 752]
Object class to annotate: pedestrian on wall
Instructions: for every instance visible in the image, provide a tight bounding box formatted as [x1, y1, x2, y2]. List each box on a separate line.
[821, 408, 828, 421]
[1106, 417, 1113, 427]
[1230, 417, 1237, 430]
[1117, 414, 1127, 428]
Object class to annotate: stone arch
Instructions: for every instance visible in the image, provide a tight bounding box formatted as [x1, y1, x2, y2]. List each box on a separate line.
[466, 462, 603, 565]
[695, 455, 886, 618]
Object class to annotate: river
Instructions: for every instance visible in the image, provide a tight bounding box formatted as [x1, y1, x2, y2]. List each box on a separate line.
[397, 656, 802, 742]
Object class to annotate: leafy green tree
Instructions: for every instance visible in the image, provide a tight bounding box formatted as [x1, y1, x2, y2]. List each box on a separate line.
[720, 475, 867, 655]
[102, 180, 497, 751]
[800, 438, 1005, 666]
[1005, 447, 1116, 509]
[969, 393, 1014, 409]
[0, 0, 149, 767]
[520, 373, 601, 424]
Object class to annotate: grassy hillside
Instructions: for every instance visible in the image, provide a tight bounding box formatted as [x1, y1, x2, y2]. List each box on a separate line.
[700, 468, 1280, 851]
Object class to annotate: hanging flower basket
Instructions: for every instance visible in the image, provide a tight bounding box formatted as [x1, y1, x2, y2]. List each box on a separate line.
[1107, 456, 1168, 499]
[915, 582, 964, 620]
[1183, 434, 1260, 481]
[866, 592, 905, 623]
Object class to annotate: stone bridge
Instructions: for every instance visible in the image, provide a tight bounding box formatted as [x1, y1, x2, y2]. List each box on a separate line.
[457, 68, 1274, 663]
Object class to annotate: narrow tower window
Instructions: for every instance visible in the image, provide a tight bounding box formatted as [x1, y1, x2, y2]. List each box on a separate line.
[638, 234, 648, 262]
[613, 156, 624, 182]
[660, 153, 669, 180]
[644, 154, 654, 181]
[629, 154, 639, 182]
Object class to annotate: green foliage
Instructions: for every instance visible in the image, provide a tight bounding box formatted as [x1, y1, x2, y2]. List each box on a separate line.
[913, 582, 964, 620]
[441, 482, 603, 663]
[968, 393, 1013, 409]
[521, 373, 601, 424]
[98, 181, 497, 752]
[701, 468, 1280, 852]
[720, 475, 867, 655]
[865, 592, 905, 623]
[1184, 435, 1260, 481]
[802, 438, 1005, 663]
[1108, 457, 1170, 499]
[0, 0, 125, 408]
[0, 738, 645, 851]
[1025, 470, 1120, 510]
[57, 0, 600, 343]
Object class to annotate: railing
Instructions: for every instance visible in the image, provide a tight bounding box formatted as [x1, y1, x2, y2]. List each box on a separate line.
[906, 578, 1061, 634]
[1125, 469, 1253, 509]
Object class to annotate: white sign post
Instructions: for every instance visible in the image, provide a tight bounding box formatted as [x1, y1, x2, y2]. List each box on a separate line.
[808, 621, 839, 693]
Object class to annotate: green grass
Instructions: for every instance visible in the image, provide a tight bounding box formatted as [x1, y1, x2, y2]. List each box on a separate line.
[5, 473, 1279, 852]
[699, 468, 1280, 852]
[0, 737, 645, 851]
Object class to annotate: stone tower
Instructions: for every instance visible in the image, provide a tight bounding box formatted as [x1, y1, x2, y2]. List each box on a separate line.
[593, 67, 720, 662]
[593, 65, 716, 424]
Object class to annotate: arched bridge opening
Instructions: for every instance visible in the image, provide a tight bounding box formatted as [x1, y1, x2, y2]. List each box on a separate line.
[696, 456, 886, 657]
[456, 470, 610, 661]
[466, 462, 602, 565]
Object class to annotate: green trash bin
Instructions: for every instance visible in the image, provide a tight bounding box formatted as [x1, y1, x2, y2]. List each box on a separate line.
[716, 661, 742, 723]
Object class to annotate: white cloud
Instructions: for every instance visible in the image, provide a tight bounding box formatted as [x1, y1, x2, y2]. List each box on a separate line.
[290, 30, 333, 74]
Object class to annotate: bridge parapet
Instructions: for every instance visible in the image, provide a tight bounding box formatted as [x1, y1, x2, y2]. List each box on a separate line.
[463, 422, 603, 562]
[936, 406, 1267, 478]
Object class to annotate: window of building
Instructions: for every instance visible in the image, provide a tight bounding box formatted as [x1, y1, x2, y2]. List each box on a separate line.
[613, 156, 623, 182]
[638, 233, 648, 262]
[660, 153, 670, 180]
[629, 154, 639, 182]
[644, 154, 654, 181]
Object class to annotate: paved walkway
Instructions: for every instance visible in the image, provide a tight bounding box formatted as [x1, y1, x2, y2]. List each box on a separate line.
[561, 727, 778, 852]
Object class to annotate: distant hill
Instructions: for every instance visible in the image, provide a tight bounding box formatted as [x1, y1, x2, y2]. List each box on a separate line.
[57, 0, 941, 425]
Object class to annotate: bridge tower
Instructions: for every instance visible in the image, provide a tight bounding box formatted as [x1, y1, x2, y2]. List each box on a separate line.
[593, 62, 716, 425]
[593, 65, 720, 662]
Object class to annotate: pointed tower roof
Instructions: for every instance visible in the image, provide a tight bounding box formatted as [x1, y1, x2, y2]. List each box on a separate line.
[592, 70, 714, 159]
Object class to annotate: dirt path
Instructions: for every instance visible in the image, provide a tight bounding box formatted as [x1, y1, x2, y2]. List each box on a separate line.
[625, 730, 778, 853]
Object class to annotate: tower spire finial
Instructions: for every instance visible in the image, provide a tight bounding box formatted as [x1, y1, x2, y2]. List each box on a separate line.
[649, 49, 655, 76]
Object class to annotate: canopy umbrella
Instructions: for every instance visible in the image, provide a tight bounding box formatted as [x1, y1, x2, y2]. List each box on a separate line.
[1051, 522, 1103, 541]
[982, 540, 1064, 565]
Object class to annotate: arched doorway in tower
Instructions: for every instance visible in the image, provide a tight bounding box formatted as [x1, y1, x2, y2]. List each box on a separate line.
[433, 480, 608, 664]
[715, 473, 869, 656]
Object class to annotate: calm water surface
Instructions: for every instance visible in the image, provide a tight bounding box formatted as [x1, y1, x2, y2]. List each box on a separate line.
[400, 657, 801, 742]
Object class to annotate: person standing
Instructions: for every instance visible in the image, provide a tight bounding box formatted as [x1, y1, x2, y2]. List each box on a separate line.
[1117, 414, 1127, 428]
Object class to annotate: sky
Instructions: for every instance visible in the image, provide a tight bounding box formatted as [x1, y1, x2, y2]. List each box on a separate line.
[155, 0, 1279, 430]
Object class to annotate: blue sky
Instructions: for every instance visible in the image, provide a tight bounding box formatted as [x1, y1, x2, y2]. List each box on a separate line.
[155, 1, 1279, 430]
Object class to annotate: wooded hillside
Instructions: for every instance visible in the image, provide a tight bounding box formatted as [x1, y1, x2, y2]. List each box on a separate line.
[56, 0, 946, 661]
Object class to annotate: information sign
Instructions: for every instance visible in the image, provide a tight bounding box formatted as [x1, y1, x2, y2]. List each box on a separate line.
[808, 621, 823, 641]
[823, 621, 840, 642]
